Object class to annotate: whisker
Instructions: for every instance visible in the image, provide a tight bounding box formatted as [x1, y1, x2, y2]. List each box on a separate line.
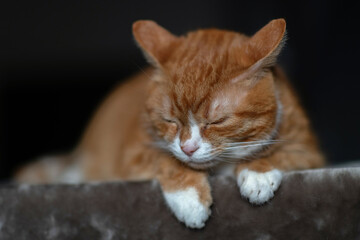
[149, 138, 285, 165]
[222, 144, 272, 152]
[224, 139, 285, 146]
[132, 61, 153, 80]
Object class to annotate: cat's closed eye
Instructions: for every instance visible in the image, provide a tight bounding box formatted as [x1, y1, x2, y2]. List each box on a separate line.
[207, 116, 229, 125]
[162, 117, 177, 124]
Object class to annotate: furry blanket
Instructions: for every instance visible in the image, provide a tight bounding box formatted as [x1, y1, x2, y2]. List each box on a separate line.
[0, 167, 360, 240]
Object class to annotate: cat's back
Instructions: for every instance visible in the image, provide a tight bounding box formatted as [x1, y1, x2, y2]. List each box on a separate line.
[76, 68, 152, 161]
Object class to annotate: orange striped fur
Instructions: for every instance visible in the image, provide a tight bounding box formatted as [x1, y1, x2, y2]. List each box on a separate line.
[15, 19, 325, 228]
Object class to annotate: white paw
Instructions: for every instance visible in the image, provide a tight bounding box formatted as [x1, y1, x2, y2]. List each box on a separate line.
[163, 187, 211, 229]
[237, 169, 282, 205]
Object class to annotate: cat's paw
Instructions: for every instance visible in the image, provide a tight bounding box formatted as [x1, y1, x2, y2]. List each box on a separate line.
[237, 169, 282, 205]
[163, 187, 211, 229]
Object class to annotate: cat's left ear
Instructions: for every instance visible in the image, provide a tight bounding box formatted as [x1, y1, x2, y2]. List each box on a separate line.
[133, 20, 179, 66]
[236, 19, 287, 79]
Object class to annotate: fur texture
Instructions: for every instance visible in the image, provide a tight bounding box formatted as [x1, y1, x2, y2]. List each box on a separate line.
[15, 19, 325, 228]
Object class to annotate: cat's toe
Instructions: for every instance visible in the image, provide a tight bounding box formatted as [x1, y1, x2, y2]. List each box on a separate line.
[163, 187, 211, 228]
[237, 169, 282, 205]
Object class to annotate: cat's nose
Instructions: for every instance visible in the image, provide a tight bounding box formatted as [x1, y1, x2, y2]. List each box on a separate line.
[181, 143, 199, 156]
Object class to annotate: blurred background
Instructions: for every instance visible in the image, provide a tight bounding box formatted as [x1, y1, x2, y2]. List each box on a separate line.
[2, 0, 360, 180]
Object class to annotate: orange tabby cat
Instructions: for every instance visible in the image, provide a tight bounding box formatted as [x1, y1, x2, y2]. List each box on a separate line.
[15, 19, 325, 228]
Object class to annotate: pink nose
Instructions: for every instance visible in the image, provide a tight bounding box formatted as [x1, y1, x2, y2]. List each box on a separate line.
[181, 144, 199, 156]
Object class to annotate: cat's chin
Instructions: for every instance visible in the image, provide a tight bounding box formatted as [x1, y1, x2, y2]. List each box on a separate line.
[186, 159, 219, 170]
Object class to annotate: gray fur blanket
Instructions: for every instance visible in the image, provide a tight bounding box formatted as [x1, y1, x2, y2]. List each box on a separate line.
[1, 167, 360, 240]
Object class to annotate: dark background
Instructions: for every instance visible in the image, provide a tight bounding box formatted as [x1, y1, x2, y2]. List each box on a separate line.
[2, 0, 360, 180]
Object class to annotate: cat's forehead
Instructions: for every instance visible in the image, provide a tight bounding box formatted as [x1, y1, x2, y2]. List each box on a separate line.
[165, 29, 249, 70]
[162, 30, 251, 85]
[183, 29, 248, 52]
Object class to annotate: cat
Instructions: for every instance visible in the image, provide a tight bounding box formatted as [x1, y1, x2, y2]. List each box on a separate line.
[15, 18, 325, 228]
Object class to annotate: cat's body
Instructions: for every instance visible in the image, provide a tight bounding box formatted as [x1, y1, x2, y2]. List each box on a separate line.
[15, 19, 325, 228]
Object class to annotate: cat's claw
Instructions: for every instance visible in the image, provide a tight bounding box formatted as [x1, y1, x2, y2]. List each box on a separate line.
[164, 187, 211, 228]
[237, 169, 282, 205]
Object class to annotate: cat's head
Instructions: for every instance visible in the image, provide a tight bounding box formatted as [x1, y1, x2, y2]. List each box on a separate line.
[133, 19, 286, 169]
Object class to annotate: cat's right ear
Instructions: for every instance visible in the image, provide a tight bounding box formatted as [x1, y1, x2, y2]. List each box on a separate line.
[133, 20, 179, 67]
[233, 19, 287, 83]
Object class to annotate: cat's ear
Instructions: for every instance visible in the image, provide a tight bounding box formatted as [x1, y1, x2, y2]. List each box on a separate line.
[133, 20, 179, 66]
[235, 19, 287, 81]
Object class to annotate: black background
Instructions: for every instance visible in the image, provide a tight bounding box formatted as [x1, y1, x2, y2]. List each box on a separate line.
[2, 0, 360, 180]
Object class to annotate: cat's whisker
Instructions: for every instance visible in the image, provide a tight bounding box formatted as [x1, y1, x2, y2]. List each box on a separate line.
[151, 140, 277, 165]
[215, 155, 253, 164]
[132, 61, 153, 80]
[228, 139, 284, 143]
[222, 144, 275, 151]
[224, 139, 285, 147]
[223, 140, 284, 150]
[216, 159, 240, 164]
